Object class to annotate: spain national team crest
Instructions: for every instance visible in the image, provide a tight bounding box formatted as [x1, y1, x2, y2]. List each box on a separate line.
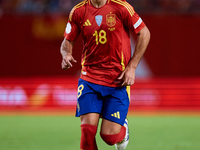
[95, 15, 103, 26]
[106, 13, 116, 27]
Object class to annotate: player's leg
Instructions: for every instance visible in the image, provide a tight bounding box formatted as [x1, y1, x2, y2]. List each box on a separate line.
[76, 79, 104, 150]
[80, 113, 100, 126]
[80, 113, 100, 150]
[99, 86, 130, 150]
[115, 118, 129, 150]
[100, 119, 126, 145]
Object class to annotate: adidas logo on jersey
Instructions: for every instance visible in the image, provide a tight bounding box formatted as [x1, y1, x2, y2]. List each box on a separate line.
[83, 19, 91, 26]
[111, 111, 120, 119]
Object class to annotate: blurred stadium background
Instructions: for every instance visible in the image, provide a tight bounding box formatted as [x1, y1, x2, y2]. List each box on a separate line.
[0, 0, 200, 150]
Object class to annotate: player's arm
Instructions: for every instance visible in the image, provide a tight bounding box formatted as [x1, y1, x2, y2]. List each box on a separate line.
[60, 38, 77, 70]
[119, 26, 150, 86]
[61, 5, 81, 70]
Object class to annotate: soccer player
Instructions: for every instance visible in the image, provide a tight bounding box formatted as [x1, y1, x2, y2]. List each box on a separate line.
[60, 0, 150, 149]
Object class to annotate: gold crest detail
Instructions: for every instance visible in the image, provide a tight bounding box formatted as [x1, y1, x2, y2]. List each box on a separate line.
[106, 13, 116, 27]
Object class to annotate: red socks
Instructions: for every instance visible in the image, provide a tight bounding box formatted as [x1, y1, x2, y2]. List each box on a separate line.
[80, 124, 126, 149]
[100, 126, 126, 145]
[80, 124, 98, 150]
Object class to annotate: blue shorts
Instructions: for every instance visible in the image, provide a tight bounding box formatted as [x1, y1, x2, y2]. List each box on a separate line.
[76, 79, 130, 125]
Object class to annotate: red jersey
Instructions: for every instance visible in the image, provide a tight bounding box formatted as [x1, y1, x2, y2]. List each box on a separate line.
[64, 0, 145, 87]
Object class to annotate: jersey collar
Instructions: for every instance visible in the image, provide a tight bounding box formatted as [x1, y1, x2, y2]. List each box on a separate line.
[88, 0, 110, 6]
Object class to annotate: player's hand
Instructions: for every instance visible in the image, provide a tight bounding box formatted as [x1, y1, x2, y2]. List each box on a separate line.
[118, 66, 136, 86]
[61, 53, 77, 70]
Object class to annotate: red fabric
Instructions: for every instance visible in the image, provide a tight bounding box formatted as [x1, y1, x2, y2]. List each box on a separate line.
[100, 126, 126, 145]
[64, 0, 145, 87]
[80, 124, 98, 150]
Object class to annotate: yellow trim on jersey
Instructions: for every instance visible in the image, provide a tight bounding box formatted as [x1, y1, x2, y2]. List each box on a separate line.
[121, 52, 131, 101]
[126, 86, 130, 101]
[121, 52, 125, 71]
[81, 49, 87, 69]
[107, 0, 111, 3]
[69, 0, 86, 21]
[115, 0, 135, 15]
[111, 0, 135, 16]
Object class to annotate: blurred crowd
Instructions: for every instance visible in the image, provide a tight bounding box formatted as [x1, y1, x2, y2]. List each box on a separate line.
[0, 0, 200, 15]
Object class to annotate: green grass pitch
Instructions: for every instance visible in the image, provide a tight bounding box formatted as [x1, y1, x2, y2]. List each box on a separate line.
[0, 115, 200, 150]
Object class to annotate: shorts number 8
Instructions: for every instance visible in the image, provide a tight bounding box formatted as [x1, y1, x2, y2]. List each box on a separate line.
[78, 84, 84, 98]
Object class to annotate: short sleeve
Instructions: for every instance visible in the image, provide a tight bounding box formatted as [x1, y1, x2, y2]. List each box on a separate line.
[64, 7, 80, 41]
[121, 2, 145, 34]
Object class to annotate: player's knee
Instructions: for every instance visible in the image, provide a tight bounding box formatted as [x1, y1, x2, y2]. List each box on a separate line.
[100, 126, 126, 146]
[100, 133, 116, 145]
[81, 124, 97, 137]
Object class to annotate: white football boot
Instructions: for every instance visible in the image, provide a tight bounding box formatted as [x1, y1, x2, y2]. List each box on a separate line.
[115, 119, 129, 150]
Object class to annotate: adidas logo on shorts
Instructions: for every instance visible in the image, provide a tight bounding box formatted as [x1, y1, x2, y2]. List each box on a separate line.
[111, 111, 120, 119]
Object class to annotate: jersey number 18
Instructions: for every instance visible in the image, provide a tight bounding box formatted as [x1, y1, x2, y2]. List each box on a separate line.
[93, 30, 107, 45]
